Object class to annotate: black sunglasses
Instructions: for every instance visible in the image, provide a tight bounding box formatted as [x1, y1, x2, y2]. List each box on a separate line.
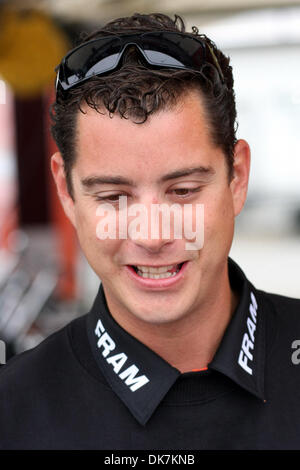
[55, 31, 225, 94]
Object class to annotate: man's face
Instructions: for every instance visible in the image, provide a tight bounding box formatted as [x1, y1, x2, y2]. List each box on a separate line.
[52, 90, 249, 331]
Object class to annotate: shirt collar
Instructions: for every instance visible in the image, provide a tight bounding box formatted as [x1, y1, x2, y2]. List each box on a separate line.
[209, 258, 266, 403]
[86, 257, 267, 425]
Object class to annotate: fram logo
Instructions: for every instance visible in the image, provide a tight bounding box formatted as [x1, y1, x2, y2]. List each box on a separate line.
[94, 319, 150, 391]
[238, 292, 258, 375]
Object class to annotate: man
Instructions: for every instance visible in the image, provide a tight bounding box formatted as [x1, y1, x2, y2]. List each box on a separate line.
[0, 12, 299, 450]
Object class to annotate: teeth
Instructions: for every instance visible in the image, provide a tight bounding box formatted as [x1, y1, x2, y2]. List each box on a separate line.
[134, 264, 182, 279]
[138, 271, 178, 279]
[136, 264, 175, 274]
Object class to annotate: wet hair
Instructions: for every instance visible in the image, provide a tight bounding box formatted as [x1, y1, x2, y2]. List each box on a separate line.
[50, 12, 237, 199]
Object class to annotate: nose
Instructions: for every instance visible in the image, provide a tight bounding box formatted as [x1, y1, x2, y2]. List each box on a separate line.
[132, 233, 173, 254]
[127, 197, 176, 253]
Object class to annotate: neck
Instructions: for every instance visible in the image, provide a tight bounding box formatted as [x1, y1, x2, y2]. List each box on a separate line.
[150, 286, 239, 372]
[105, 272, 239, 373]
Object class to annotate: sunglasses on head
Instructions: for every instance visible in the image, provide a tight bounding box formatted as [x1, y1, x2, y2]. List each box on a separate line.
[55, 31, 225, 95]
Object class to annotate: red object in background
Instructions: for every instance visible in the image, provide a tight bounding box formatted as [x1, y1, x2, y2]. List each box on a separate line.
[44, 87, 78, 301]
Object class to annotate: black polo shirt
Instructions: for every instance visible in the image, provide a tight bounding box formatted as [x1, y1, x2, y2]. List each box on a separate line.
[0, 258, 300, 450]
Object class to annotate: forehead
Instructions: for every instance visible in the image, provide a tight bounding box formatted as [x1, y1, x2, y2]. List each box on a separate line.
[74, 90, 221, 177]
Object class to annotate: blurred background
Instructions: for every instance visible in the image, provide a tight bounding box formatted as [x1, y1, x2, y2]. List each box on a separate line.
[0, 0, 299, 361]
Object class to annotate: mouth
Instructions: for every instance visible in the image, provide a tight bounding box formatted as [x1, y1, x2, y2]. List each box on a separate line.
[130, 262, 185, 279]
[125, 261, 189, 289]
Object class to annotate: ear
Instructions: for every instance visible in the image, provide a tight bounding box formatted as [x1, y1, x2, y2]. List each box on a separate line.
[230, 139, 251, 217]
[50, 152, 76, 227]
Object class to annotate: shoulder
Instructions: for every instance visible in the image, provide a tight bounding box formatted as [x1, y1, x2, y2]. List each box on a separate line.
[259, 289, 300, 320]
[257, 289, 300, 366]
[257, 288, 300, 338]
[0, 324, 66, 390]
[0, 313, 105, 449]
[0, 314, 87, 397]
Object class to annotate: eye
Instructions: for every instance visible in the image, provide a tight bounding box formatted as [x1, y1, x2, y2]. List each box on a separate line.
[169, 187, 202, 198]
[94, 193, 128, 204]
[173, 188, 191, 196]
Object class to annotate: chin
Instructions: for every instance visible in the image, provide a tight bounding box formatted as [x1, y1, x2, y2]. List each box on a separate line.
[131, 306, 187, 326]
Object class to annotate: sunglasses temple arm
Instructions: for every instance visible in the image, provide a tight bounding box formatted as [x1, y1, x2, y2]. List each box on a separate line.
[207, 44, 225, 84]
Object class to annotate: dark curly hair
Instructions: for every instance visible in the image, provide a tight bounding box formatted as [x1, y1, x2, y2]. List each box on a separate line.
[50, 12, 237, 200]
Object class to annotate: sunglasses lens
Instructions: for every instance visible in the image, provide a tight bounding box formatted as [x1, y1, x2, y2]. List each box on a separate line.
[142, 33, 205, 69]
[64, 37, 122, 86]
[58, 32, 210, 92]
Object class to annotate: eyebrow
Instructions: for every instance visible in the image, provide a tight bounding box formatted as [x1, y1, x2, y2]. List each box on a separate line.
[81, 175, 136, 189]
[80, 166, 215, 190]
[160, 166, 216, 182]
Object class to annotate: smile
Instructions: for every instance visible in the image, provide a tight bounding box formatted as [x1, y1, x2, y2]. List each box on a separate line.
[125, 262, 189, 289]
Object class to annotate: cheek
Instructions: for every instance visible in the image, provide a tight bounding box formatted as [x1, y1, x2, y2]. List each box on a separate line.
[74, 204, 124, 271]
[203, 192, 234, 245]
[74, 205, 98, 245]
